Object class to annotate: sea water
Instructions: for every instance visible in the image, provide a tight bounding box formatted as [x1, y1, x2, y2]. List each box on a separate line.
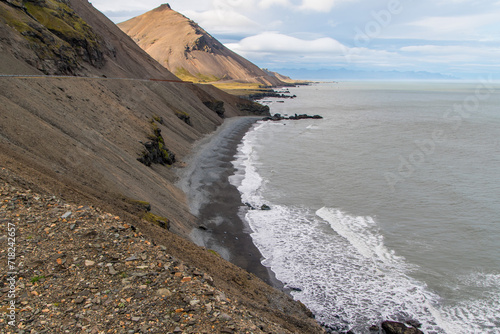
[229, 81, 500, 333]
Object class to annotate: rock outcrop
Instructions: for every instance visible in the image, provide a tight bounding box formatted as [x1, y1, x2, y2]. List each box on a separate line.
[382, 321, 424, 334]
[263, 113, 324, 121]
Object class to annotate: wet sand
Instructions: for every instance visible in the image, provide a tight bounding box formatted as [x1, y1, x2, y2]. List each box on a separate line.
[178, 117, 283, 288]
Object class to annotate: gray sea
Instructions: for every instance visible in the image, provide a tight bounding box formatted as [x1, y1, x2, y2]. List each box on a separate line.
[229, 81, 500, 333]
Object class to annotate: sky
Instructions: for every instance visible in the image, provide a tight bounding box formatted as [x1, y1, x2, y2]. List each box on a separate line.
[89, 0, 500, 78]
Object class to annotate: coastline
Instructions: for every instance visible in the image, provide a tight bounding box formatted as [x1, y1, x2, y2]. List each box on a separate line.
[177, 116, 283, 288]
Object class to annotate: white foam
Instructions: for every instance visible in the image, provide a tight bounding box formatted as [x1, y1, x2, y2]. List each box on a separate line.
[230, 121, 499, 334]
[244, 204, 454, 332]
[229, 121, 269, 206]
[438, 273, 500, 333]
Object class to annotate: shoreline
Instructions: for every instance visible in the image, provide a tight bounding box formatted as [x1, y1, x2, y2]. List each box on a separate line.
[177, 116, 283, 288]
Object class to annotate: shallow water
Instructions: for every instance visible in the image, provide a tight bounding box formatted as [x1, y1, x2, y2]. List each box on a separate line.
[230, 81, 500, 333]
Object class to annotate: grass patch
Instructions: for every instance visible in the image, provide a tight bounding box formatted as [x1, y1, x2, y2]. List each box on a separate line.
[123, 198, 151, 212]
[143, 212, 170, 230]
[212, 82, 273, 96]
[30, 275, 46, 283]
[208, 249, 220, 257]
[174, 67, 221, 83]
[174, 110, 192, 126]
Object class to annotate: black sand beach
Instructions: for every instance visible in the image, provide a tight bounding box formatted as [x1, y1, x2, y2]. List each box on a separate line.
[178, 117, 283, 288]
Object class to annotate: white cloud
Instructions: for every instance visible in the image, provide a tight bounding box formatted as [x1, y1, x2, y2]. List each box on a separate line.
[224, 32, 405, 70]
[183, 9, 261, 35]
[404, 12, 500, 39]
[90, 0, 500, 75]
[258, 0, 292, 9]
[226, 32, 348, 55]
[298, 0, 357, 12]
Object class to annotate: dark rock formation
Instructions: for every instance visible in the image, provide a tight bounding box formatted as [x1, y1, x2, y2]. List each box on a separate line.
[248, 90, 297, 100]
[237, 102, 270, 116]
[138, 126, 176, 166]
[203, 100, 225, 118]
[174, 110, 192, 126]
[263, 113, 323, 121]
[261, 204, 271, 211]
[244, 203, 256, 210]
[382, 321, 424, 334]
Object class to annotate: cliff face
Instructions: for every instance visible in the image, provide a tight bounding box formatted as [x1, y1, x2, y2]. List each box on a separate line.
[118, 4, 284, 86]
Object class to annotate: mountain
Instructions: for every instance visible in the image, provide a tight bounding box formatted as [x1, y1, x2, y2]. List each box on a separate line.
[118, 4, 284, 86]
[0, 0, 178, 78]
[0, 1, 324, 332]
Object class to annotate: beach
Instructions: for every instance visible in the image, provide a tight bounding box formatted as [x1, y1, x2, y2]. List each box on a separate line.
[177, 116, 283, 288]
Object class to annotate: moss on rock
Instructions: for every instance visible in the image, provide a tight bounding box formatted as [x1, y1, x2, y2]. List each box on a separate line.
[138, 120, 176, 167]
[0, 0, 105, 74]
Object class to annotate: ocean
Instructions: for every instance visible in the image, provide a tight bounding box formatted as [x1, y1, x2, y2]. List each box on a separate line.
[229, 81, 500, 333]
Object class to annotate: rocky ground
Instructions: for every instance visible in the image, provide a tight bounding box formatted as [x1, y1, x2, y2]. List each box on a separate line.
[0, 167, 312, 334]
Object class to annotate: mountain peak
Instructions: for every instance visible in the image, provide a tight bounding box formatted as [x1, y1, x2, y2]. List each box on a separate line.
[118, 6, 283, 86]
[154, 3, 172, 11]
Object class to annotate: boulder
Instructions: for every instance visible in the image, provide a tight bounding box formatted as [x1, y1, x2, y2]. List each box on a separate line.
[382, 321, 424, 334]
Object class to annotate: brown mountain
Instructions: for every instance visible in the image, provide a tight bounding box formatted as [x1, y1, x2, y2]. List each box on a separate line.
[0, 0, 325, 333]
[118, 4, 284, 86]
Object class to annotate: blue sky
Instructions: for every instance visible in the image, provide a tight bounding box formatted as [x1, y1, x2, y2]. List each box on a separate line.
[90, 0, 500, 78]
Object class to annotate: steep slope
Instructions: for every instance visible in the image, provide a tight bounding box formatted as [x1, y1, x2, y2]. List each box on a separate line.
[0, 0, 267, 235]
[118, 4, 284, 86]
[0, 1, 326, 333]
[0, 0, 177, 78]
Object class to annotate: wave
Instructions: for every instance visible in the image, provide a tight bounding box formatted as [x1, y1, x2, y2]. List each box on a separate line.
[230, 120, 499, 334]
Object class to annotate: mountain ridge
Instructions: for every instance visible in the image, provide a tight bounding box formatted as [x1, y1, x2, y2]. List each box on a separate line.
[118, 4, 285, 86]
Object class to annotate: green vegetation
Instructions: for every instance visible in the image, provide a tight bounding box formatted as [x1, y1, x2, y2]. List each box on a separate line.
[208, 249, 220, 257]
[143, 212, 170, 230]
[212, 82, 273, 97]
[138, 119, 176, 166]
[30, 275, 46, 283]
[0, 0, 103, 73]
[174, 110, 192, 126]
[174, 67, 221, 83]
[152, 115, 164, 124]
[123, 198, 152, 212]
[124, 196, 170, 230]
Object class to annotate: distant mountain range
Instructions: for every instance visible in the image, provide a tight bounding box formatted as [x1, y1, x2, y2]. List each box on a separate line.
[274, 68, 458, 81]
[118, 4, 284, 86]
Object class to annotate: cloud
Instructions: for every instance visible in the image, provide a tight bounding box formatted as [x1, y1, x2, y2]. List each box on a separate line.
[298, 0, 357, 12]
[226, 32, 348, 55]
[90, 0, 500, 76]
[258, 0, 292, 9]
[183, 9, 261, 35]
[224, 32, 406, 71]
[404, 12, 500, 40]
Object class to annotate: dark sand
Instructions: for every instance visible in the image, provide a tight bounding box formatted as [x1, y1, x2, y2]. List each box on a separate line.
[178, 117, 283, 288]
